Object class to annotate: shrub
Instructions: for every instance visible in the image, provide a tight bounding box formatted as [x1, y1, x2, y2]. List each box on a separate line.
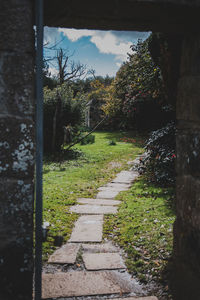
[43, 84, 86, 153]
[80, 134, 95, 145]
[138, 121, 176, 186]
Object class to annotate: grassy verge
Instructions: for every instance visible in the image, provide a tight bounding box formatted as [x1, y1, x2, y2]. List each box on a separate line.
[43, 131, 144, 260]
[103, 176, 175, 292]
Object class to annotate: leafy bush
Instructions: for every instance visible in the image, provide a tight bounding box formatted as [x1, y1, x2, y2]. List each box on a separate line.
[43, 83, 86, 153]
[138, 122, 176, 186]
[102, 38, 167, 130]
[80, 134, 95, 145]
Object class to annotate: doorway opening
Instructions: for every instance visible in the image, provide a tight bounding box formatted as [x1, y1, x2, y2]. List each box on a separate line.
[38, 26, 176, 300]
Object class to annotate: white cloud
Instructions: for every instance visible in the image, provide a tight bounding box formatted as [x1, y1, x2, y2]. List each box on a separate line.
[58, 28, 95, 42]
[58, 28, 133, 62]
[48, 67, 58, 77]
[44, 28, 150, 76]
[90, 32, 132, 59]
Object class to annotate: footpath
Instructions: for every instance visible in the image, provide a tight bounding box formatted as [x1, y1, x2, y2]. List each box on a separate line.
[42, 157, 158, 300]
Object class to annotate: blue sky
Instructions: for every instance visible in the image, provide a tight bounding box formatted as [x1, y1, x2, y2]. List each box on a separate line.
[44, 27, 150, 78]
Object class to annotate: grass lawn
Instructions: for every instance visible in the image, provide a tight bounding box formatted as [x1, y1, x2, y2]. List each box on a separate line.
[42, 131, 144, 260]
[103, 176, 175, 295]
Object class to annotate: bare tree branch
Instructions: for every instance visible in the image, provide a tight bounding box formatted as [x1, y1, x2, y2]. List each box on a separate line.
[55, 48, 87, 84]
[87, 68, 96, 79]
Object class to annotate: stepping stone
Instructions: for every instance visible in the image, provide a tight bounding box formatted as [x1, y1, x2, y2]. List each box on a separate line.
[69, 215, 103, 242]
[42, 271, 131, 299]
[78, 198, 121, 206]
[82, 242, 118, 253]
[82, 253, 126, 270]
[112, 170, 138, 184]
[70, 204, 117, 214]
[48, 243, 80, 264]
[98, 183, 131, 191]
[96, 190, 119, 199]
[107, 183, 131, 188]
[112, 297, 158, 300]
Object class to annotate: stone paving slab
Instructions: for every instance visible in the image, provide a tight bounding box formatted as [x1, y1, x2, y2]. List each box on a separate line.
[112, 297, 158, 300]
[96, 190, 119, 199]
[48, 243, 80, 264]
[98, 183, 131, 191]
[103, 183, 131, 188]
[83, 252, 126, 270]
[69, 215, 103, 242]
[78, 198, 121, 206]
[112, 171, 138, 184]
[82, 242, 118, 253]
[42, 271, 131, 299]
[70, 204, 118, 214]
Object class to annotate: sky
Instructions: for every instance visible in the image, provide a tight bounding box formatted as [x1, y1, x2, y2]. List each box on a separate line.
[44, 27, 150, 78]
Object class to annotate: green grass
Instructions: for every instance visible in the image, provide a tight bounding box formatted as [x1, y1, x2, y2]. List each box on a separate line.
[103, 176, 175, 285]
[43, 131, 144, 260]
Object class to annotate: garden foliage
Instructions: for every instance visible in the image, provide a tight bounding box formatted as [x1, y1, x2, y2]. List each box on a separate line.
[43, 35, 177, 185]
[102, 35, 176, 185]
[43, 83, 86, 153]
[138, 121, 176, 185]
[80, 134, 95, 145]
[102, 38, 171, 130]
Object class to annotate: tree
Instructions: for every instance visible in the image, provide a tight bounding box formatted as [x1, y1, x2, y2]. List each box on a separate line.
[56, 48, 87, 84]
[43, 83, 86, 153]
[85, 79, 113, 129]
[103, 37, 168, 130]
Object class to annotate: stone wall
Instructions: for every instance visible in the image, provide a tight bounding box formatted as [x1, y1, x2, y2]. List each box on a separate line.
[44, 0, 200, 33]
[0, 1, 35, 299]
[1, 0, 200, 299]
[173, 35, 200, 299]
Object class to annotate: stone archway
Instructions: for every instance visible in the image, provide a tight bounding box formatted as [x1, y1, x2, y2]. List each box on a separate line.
[1, 1, 200, 299]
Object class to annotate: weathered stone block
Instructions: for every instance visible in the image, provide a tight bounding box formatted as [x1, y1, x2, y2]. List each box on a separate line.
[69, 215, 103, 242]
[48, 243, 80, 264]
[0, 52, 34, 117]
[173, 218, 200, 299]
[174, 218, 200, 267]
[82, 242, 118, 253]
[70, 204, 118, 214]
[82, 252, 126, 270]
[96, 190, 120, 199]
[44, 0, 200, 33]
[176, 175, 200, 228]
[112, 170, 138, 184]
[42, 271, 132, 299]
[180, 35, 200, 77]
[0, 117, 35, 178]
[78, 198, 121, 206]
[176, 129, 200, 176]
[0, 178, 34, 242]
[0, 178, 34, 299]
[0, 1, 34, 52]
[0, 242, 33, 300]
[177, 76, 200, 122]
